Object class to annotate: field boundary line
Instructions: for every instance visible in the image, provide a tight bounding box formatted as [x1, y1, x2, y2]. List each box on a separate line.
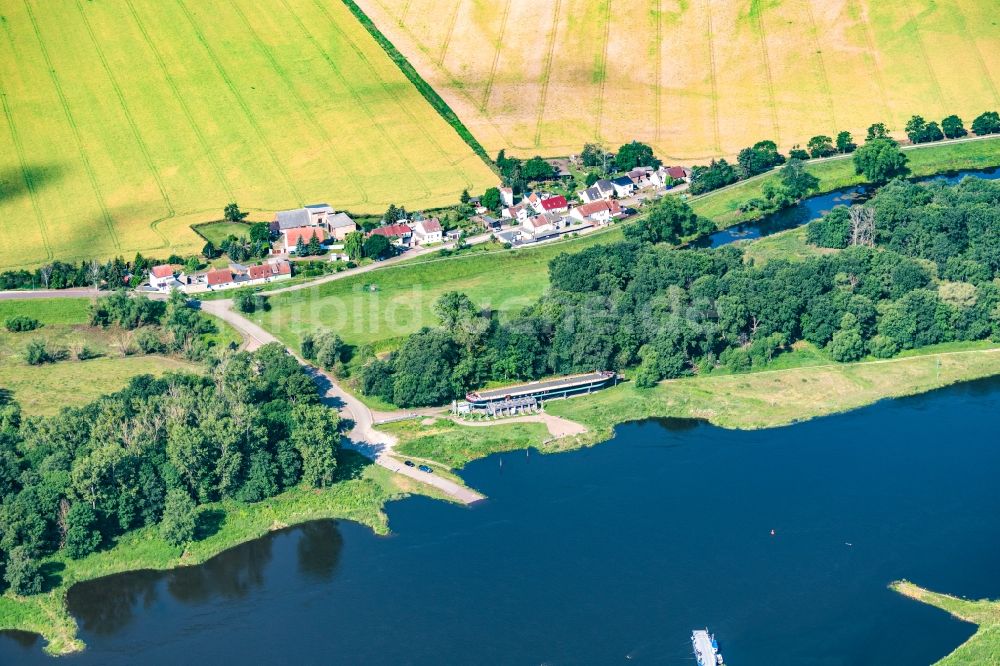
[704, 0, 722, 153]
[479, 0, 511, 114]
[0, 89, 53, 262]
[437, 0, 462, 67]
[593, 0, 612, 142]
[74, 0, 173, 248]
[122, 0, 235, 203]
[22, 0, 121, 251]
[802, 0, 837, 130]
[339, 0, 495, 169]
[849, 0, 892, 124]
[751, 2, 781, 144]
[314, 0, 474, 192]
[947, 1, 1000, 107]
[228, 0, 370, 207]
[175, 0, 304, 205]
[532, 0, 562, 149]
[283, 0, 432, 201]
[904, 2, 947, 111]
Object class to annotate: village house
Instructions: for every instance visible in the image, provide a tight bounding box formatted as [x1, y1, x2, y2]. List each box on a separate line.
[283, 226, 327, 254]
[522, 214, 556, 237]
[205, 267, 236, 290]
[326, 212, 357, 240]
[664, 166, 692, 185]
[570, 199, 622, 225]
[540, 194, 569, 214]
[499, 186, 515, 207]
[578, 179, 615, 203]
[245, 259, 292, 285]
[370, 223, 413, 247]
[628, 167, 654, 188]
[611, 176, 635, 197]
[478, 214, 502, 231]
[149, 264, 181, 291]
[503, 202, 531, 223]
[412, 217, 443, 245]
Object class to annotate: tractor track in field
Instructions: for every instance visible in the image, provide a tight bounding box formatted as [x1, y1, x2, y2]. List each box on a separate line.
[399, 0, 412, 26]
[123, 0, 235, 203]
[290, 0, 431, 201]
[593, 0, 612, 142]
[704, 0, 722, 153]
[904, 2, 947, 111]
[532, 0, 561, 149]
[0, 89, 53, 263]
[948, 1, 1000, 107]
[22, 0, 122, 251]
[653, 0, 662, 143]
[175, 0, 305, 206]
[315, 0, 473, 193]
[437, 0, 462, 67]
[74, 0, 173, 249]
[228, 0, 370, 208]
[849, 0, 892, 124]
[802, 0, 838, 131]
[751, 4, 781, 145]
[480, 0, 511, 113]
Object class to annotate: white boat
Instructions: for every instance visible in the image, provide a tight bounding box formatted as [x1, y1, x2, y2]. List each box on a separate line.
[691, 628, 725, 666]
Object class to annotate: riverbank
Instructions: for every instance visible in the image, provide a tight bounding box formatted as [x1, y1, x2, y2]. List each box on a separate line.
[0, 454, 432, 655]
[689, 135, 1000, 228]
[892, 581, 1000, 665]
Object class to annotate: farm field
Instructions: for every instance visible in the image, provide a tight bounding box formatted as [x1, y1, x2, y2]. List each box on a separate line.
[0, 0, 495, 271]
[355, 0, 1000, 160]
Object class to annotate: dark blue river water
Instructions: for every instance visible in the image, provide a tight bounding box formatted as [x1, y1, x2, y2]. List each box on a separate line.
[4, 377, 1000, 664]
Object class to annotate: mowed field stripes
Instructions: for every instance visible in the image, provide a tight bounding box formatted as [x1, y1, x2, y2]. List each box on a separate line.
[0, 0, 495, 270]
[355, 0, 1000, 160]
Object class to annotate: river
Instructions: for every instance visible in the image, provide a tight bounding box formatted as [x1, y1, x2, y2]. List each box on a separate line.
[4, 377, 1000, 664]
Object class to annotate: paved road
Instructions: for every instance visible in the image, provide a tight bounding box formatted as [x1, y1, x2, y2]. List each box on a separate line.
[197, 299, 483, 504]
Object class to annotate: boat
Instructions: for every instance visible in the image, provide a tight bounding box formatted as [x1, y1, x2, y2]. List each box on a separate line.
[691, 629, 725, 666]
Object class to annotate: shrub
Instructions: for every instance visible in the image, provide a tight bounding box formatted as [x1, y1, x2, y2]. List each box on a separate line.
[75, 345, 100, 361]
[24, 339, 52, 365]
[4, 316, 40, 333]
[868, 334, 899, 359]
[135, 327, 165, 354]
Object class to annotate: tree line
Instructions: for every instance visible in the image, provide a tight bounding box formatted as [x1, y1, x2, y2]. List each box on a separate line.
[0, 343, 340, 595]
[354, 177, 1000, 406]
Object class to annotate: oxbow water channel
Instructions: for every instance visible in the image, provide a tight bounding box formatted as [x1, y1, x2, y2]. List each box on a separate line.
[2, 169, 1000, 664]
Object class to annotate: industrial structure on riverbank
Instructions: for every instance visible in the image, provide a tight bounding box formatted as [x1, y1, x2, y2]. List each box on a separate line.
[456, 371, 618, 415]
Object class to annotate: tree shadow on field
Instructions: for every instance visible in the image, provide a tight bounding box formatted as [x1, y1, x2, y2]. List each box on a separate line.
[0, 164, 65, 202]
[39, 561, 65, 593]
[334, 449, 373, 482]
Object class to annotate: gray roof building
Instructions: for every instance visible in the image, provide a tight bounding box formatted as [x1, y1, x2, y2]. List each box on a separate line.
[274, 208, 311, 230]
[328, 212, 355, 230]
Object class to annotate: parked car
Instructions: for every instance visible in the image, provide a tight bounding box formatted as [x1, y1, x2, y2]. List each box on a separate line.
[404, 460, 415, 467]
[418, 465, 433, 473]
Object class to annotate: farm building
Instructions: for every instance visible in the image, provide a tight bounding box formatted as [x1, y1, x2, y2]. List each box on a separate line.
[326, 212, 357, 240]
[283, 227, 327, 253]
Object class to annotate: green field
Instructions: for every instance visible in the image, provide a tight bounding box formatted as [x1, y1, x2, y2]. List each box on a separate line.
[0, 0, 495, 271]
[0, 298, 236, 415]
[193, 221, 252, 246]
[253, 226, 624, 350]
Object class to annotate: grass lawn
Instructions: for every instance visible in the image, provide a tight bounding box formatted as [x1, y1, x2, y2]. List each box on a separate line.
[386, 417, 551, 469]
[254, 226, 624, 351]
[0, 451, 422, 655]
[739, 226, 837, 265]
[0, 0, 494, 271]
[0, 298, 238, 416]
[892, 581, 1000, 665]
[193, 221, 252, 246]
[546, 344, 1000, 438]
[690, 138, 1000, 228]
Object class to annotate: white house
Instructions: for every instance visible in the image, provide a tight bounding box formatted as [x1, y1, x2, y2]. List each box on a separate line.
[611, 176, 635, 197]
[499, 186, 515, 207]
[412, 217, 443, 245]
[369, 223, 413, 248]
[149, 264, 180, 291]
[503, 202, 530, 222]
[522, 214, 556, 237]
[570, 199, 622, 225]
[245, 260, 292, 285]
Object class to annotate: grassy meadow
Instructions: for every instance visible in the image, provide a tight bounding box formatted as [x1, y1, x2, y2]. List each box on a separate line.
[892, 581, 1000, 665]
[355, 0, 1000, 159]
[0, 0, 495, 271]
[0, 298, 235, 416]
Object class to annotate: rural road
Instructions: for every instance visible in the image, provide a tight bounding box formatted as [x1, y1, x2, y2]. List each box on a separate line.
[197, 299, 484, 504]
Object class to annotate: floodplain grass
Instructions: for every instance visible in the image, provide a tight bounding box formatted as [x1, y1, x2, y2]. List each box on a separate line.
[0, 451, 411, 655]
[739, 226, 836, 265]
[354, 0, 1000, 161]
[0, 0, 495, 272]
[386, 418, 551, 469]
[892, 581, 1000, 665]
[0, 298, 236, 416]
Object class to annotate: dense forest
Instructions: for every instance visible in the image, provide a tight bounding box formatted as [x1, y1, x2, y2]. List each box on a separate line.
[359, 177, 1000, 407]
[0, 344, 340, 596]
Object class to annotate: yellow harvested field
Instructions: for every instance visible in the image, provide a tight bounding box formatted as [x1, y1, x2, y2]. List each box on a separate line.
[356, 0, 1000, 160]
[0, 0, 495, 270]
